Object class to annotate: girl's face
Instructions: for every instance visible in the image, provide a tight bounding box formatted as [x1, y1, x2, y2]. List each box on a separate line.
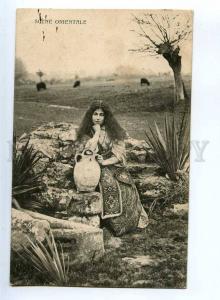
[92, 108, 105, 125]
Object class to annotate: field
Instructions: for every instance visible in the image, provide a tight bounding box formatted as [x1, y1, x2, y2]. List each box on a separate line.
[14, 76, 191, 139]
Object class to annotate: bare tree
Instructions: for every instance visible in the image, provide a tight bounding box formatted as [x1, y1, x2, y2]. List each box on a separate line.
[131, 12, 192, 103]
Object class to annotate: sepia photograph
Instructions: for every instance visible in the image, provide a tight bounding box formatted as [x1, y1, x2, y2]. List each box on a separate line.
[10, 8, 193, 288]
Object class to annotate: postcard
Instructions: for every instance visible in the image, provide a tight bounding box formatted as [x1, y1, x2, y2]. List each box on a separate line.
[11, 8, 193, 288]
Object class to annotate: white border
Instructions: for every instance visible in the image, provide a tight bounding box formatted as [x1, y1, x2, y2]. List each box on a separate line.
[1, 1, 220, 300]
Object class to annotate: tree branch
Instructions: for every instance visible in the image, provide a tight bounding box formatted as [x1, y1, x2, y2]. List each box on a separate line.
[131, 12, 192, 58]
[149, 14, 169, 42]
[133, 15, 159, 48]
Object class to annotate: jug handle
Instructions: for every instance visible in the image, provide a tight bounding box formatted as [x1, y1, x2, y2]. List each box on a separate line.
[82, 149, 93, 156]
[94, 154, 99, 161]
[75, 153, 82, 164]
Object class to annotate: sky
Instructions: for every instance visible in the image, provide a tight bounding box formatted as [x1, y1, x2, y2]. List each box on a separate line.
[15, 9, 193, 79]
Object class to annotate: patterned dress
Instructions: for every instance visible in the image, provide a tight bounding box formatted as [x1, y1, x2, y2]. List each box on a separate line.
[76, 128, 149, 236]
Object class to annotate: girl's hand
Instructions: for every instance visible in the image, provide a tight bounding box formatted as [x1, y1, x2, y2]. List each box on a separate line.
[97, 155, 104, 165]
[92, 124, 101, 133]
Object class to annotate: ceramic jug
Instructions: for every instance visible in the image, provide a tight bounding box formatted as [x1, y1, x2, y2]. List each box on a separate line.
[74, 149, 101, 192]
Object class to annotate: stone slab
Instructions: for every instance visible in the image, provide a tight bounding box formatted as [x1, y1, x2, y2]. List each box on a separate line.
[52, 227, 104, 264]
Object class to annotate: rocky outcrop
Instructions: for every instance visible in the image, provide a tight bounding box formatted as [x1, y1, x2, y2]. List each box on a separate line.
[16, 123, 177, 225]
[16, 123, 159, 227]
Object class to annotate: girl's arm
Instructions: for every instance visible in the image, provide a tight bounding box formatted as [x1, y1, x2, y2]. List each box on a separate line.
[101, 156, 120, 166]
[98, 140, 126, 166]
[85, 125, 101, 152]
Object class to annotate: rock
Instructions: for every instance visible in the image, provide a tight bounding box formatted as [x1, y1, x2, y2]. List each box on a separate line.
[57, 192, 73, 211]
[16, 138, 59, 160]
[11, 208, 50, 252]
[29, 138, 60, 159]
[61, 160, 70, 164]
[105, 237, 122, 249]
[17, 123, 78, 162]
[125, 137, 150, 151]
[67, 192, 102, 216]
[42, 162, 73, 189]
[172, 203, 188, 215]
[141, 189, 162, 200]
[132, 280, 151, 287]
[31, 130, 53, 139]
[126, 163, 158, 175]
[122, 255, 157, 268]
[39, 187, 75, 212]
[52, 227, 104, 264]
[54, 211, 68, 220]
[155, 237, 172, 247]
[135, 175, 170, 192]
[33, 157, 50, 174]
[59, 145, 75, 159]
[58, 130, 77, 143]
[125, 137, 155, 163]
[126, 149, 147, 163]
[18, 132, 28, 141]
[31, 123, 78, 142]
[23, 209, 78, 229]
[68, 215, 100, 228]
[134, 175, 172, 202]
[23, 210, 105, 264]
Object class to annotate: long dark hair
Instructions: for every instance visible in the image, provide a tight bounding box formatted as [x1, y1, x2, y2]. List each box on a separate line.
[77, 101, 127, 141]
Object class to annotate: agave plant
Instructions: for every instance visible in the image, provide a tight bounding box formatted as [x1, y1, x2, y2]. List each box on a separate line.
[145, 112, 190, 181]
[19, 231, 69, 285]
[12, 133, 45, 209]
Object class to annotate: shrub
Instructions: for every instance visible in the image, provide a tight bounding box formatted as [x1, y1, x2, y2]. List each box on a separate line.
[17, 231, 69, 285]
[145, 112, 190, 181]
[12, 134, 45, 210]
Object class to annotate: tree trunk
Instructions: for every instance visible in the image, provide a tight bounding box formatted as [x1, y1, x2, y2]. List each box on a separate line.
[162, 48, 185, 104]
[172, 66, 184, 103]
